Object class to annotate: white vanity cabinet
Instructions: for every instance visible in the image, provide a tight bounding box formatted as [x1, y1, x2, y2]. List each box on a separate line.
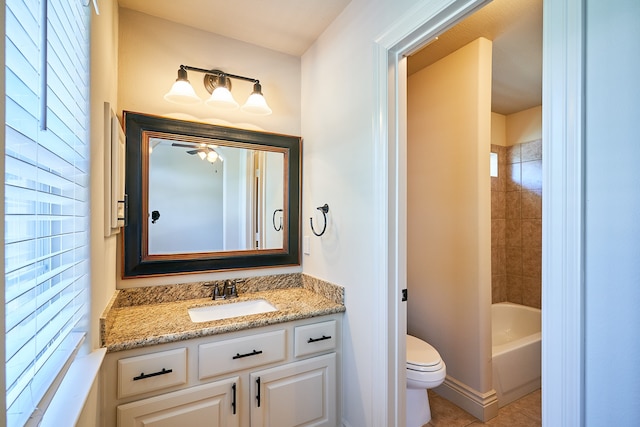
[100, 314, 341, 427]
[117, 377, 239, 427]
[250, 353, 336, 427]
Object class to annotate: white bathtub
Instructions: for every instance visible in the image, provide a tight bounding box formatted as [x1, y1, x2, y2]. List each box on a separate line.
[492, 302, 541, 407]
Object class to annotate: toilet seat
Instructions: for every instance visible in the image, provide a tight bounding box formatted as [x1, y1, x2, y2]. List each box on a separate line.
[406, 335, 444, 372]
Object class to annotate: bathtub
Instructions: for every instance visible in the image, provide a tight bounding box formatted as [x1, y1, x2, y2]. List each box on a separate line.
[492, 302, 541, 407]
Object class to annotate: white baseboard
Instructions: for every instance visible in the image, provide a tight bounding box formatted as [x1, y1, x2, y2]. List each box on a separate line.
[434, 375, 499, 422]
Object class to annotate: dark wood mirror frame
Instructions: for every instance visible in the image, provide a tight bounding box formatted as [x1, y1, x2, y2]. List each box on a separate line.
[122, 111, 301, 277]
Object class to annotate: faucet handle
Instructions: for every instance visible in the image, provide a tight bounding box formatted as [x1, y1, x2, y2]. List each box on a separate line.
[204, 282, 224, 300]
[229, 281, 238, 298]
[213, 283, 223, 300]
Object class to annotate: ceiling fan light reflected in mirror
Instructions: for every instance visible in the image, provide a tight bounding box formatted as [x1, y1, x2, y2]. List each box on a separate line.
[206, 150, 219, 162]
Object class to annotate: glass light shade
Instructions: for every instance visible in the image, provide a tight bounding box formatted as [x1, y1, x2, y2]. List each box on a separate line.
[197, 151, 207, 160]
[205, 86, 239, 110]
[241, 92, 272, 115]
[164, 80, 201, 104]
[207, 150, 219, 162]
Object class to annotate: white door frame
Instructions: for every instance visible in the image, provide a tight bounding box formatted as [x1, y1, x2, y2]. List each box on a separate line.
[375, 0, 585, 425]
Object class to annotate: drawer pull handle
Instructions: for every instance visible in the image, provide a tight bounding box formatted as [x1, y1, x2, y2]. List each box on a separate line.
[232, 349, 263, 359]
[132, 368, 173, 381]
[308, 335, 332, 343]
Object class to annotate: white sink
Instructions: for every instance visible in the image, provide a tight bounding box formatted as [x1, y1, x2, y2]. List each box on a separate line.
[188, 299, 278, 323]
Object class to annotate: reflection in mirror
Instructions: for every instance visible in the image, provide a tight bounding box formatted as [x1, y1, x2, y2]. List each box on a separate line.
[147, 138, 285, 254]
[123, 112, 301, 277]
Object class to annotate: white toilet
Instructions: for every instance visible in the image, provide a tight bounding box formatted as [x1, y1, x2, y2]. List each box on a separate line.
[406, 334, 446, 427]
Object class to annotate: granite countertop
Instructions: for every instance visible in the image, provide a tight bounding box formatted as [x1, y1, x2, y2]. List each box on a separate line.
[101, 273, 345, 352]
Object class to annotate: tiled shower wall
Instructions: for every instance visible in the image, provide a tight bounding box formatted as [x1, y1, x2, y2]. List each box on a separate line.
[491, 139, 542, 309]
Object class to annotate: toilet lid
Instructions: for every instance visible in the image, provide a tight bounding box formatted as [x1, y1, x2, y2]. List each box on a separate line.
[406, 335, 442, 370]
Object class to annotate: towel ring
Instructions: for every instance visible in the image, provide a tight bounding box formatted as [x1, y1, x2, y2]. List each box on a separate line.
[273, 209, 283, 231]
[310, 204, 329, 236]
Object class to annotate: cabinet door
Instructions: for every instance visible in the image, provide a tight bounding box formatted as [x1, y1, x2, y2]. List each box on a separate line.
[117, 377, 239, 427]
[250, 353, 336, 427]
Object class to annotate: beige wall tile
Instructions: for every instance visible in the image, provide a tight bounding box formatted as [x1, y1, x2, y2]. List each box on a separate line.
[492, 219, 506, 247]
[507, 163, 522, 191]
[522, 247, 542, 278]
[492, 191, 506, 219]
[522, 276, 542, 309]
[506, 191, 522, 219]
[506, 250, 523, 276]
[521, 139, 542, 162]
[506, 219, 522, 247]
[507, 275, 523, 304]
[522, 219, 542, 249]
[507, 144, 521, 164]
[521, 189, 542, 219]
[521, 160, 542, 190]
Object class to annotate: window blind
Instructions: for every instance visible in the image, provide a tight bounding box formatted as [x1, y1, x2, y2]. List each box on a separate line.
[5, 0, 90, 425]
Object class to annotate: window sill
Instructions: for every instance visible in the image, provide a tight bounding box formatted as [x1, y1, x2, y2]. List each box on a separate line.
[40, 347, 106, 427]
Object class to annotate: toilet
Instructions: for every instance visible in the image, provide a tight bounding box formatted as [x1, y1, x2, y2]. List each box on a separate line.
[406, 334, 446, 427]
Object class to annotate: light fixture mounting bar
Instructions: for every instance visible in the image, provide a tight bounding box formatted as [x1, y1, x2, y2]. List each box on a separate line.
[180, 65, 259, 84]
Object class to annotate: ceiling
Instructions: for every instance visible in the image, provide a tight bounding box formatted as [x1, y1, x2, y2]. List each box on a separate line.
[118, 0, 352, 57]
[408, 0, 542, 115]
[119, 0, 541, 116]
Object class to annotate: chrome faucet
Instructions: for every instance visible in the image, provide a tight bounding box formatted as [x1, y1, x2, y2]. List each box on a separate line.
[207, 280, 239, 300]
[223, 279, 238, 299]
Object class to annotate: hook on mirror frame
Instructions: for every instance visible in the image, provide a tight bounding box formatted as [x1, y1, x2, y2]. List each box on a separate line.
[273, 209, 283, 231]
[310, 204, 329, 237]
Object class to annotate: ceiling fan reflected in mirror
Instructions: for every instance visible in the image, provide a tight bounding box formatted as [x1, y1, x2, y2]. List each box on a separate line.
[171, 142, 224, 163]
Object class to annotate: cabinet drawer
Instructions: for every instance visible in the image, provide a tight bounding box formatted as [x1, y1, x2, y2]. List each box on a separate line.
[117, 348, 187, 399]
[294, 320, 337, 357]
[199, 330, 286, 380]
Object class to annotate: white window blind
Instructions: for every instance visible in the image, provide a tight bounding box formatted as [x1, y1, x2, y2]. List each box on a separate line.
[5, 0, 90, 425]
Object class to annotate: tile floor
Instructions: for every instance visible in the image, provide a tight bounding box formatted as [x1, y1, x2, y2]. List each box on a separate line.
[425, 389, 541, 426]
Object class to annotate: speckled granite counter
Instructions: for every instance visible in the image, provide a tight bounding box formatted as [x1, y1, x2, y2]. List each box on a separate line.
[101, 273, 345, 352]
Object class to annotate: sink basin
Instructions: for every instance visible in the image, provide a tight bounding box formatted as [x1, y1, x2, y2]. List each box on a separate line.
[188, 299, 278, 323]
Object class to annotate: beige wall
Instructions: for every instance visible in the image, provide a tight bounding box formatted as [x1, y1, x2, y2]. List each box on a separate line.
[118, 8, 301, 136]
[407, 38, 493, 395]
[90, 0, 119, 350]
[506, 105, 542, 146]
[491, 112, 507, 147]
[492, 106, 542, 147]
[116, 9, 303, 288]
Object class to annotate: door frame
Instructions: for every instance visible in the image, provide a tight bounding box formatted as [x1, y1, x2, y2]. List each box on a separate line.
[375, 0, 585, 424]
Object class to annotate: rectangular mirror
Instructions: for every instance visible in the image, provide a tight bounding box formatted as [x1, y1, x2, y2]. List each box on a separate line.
[123, 112, 301, 277]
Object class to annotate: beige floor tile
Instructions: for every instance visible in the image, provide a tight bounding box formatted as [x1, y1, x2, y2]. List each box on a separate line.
[424, 388, 541, 427]
[425, 390, 477, 427]
[482, 410, 539, 426]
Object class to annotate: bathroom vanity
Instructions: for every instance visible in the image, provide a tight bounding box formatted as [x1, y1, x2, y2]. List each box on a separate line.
[100, 275, 344, 427]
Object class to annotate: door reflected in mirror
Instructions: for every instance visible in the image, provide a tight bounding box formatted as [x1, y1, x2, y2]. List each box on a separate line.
[147, 137, 285, 254]
[123, 112, 301, 277]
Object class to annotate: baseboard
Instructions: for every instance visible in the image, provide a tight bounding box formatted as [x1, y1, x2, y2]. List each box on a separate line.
[434, 375, 499, 422]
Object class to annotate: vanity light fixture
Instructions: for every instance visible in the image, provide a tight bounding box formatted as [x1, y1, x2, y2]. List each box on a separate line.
[164, 65, 272, 115]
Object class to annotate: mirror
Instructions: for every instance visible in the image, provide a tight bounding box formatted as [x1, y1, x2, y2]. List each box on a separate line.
[123, 111, 301, 277]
